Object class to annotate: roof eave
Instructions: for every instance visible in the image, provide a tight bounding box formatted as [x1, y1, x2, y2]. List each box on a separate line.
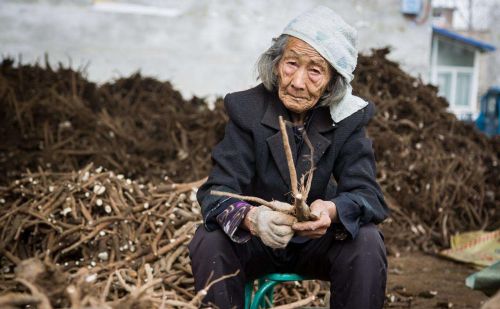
[432, 26, 496, 53]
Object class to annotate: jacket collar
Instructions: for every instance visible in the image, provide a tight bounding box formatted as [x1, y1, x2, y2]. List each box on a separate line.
[261, 90, 335, 194]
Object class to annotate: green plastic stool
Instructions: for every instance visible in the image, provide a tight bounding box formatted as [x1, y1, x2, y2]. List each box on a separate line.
[244, 273, 306, 309]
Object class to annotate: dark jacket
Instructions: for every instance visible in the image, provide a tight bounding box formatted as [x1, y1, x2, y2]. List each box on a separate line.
[197, 84, 388, 239]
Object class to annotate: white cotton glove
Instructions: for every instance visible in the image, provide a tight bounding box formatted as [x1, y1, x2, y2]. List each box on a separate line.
[246, 202, 297, 249]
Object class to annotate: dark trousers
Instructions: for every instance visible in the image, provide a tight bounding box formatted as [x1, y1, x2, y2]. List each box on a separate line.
[188, 223, 387, 309]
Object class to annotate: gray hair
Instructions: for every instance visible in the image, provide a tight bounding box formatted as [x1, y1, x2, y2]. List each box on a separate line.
[256, 34, 348, 107]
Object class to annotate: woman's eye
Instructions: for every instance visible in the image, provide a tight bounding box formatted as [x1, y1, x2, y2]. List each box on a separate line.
[286, 61, 298, 67]
[310, 69, 321, 75]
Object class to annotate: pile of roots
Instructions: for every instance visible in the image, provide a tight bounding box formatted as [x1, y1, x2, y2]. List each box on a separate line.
[0, 49, 498, 307]
[0, 166, 326, 308]
[353, 48, 499, 251]
[0, 58, 227, 184]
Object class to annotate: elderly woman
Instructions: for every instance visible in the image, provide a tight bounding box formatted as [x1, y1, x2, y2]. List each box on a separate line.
[188, 6, 389, 309]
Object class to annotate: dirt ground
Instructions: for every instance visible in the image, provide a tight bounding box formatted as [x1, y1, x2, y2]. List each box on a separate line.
[385, 252, 489, 308]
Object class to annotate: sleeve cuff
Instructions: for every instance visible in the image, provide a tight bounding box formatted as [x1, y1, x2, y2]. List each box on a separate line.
[331, 193, 362, 239]
[216, 201, 253, 243]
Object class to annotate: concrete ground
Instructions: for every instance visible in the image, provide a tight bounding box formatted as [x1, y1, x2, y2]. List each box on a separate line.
[385, 252, 489, 308]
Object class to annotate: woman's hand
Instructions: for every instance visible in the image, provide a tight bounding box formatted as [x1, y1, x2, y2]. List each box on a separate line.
[243, 202, 297, 249]
[292, 200, 338, 238]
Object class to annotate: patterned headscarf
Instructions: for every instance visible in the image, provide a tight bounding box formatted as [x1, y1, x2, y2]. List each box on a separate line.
[282, 6, 368, 123]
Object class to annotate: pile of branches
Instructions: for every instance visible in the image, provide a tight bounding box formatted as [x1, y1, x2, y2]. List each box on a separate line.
[0, 166, 325, 308]
[0, 59, 227, 185]
[353, 48, 499, 251]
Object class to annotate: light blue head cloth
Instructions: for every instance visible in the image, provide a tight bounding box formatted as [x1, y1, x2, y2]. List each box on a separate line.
[282, 6, 368, 123]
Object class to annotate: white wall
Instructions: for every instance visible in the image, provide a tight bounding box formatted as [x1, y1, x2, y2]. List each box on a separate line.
[0, 0, 432, 100]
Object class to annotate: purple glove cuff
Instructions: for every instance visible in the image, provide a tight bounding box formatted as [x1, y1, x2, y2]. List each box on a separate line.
[216, 201, 253, 243]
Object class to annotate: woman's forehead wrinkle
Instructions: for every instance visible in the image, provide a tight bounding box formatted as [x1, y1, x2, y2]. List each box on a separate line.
[286, 47, 327, 66]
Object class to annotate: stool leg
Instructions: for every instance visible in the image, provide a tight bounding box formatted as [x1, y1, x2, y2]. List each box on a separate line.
[251, 281, 277, 309]
[244, 281, 254, 309]
[257, 278, 275, 308]
[266, 284, 275, 308]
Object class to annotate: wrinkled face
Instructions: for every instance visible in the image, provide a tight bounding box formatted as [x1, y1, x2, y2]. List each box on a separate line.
[277, 37, 332, 114]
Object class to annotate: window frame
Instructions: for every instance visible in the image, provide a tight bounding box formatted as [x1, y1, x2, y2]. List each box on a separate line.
[436, 66, 474, 112]
[430, 36, 480, 119]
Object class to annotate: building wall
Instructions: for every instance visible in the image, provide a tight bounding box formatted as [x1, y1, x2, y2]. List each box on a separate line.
[0, 0, 432, 99]
[486, 3, 500, 89]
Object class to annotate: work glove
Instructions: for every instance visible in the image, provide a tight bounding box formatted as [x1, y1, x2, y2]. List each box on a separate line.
[246, 201, 297, 249]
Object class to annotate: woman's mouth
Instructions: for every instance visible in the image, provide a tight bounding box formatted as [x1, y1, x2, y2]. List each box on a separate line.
[287, 93, 307, 101]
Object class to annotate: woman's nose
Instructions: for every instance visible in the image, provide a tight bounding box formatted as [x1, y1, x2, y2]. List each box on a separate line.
[291, 68, 306, 90]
